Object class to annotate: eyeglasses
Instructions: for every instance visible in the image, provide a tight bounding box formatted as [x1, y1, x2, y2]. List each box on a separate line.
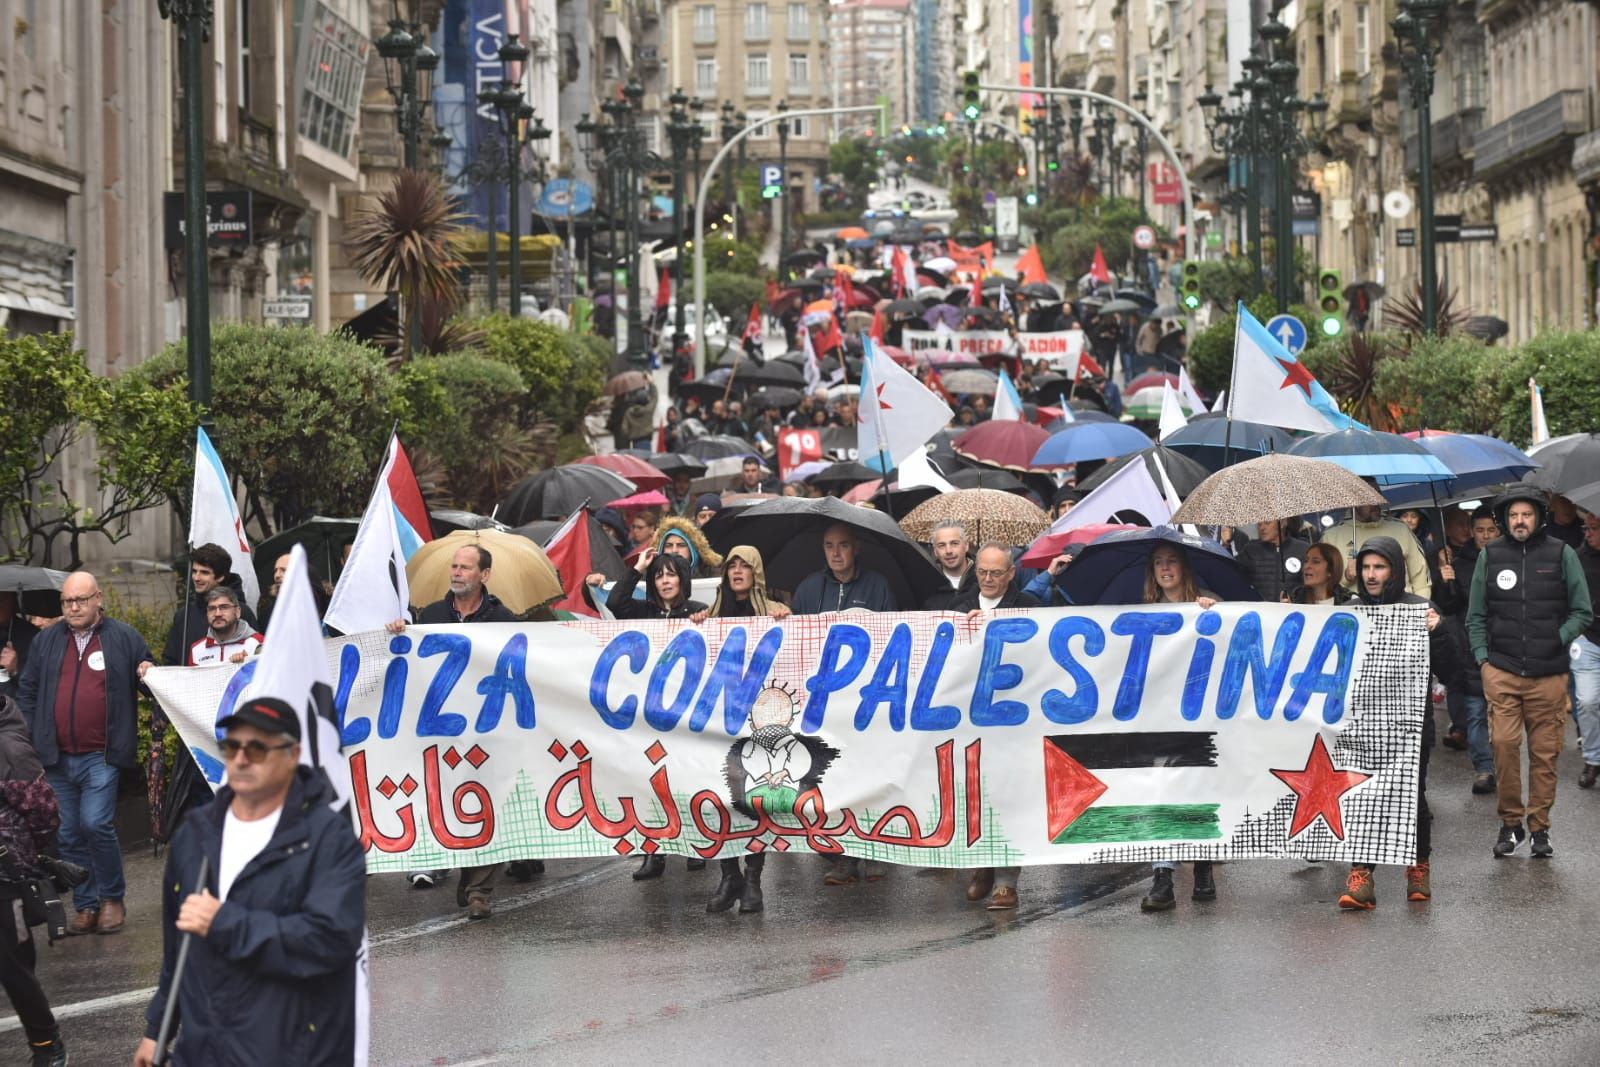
[218, 738, 295, 763]
[60, 594, 101, 608]
[975, 568, 1012, 581]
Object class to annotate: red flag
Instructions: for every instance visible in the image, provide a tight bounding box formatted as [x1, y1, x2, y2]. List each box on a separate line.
[1088, 244, 1112, 285]
[1016, 245, 1048, 285]
[834, 272, 856, 314]
[814, 314, 844, 355]
[889, 247, 908, 296]
[969, 279, 983, 308]
[655, 271, 671, 311]
[742, 302, 763, 346]
[545, 506, 598, 617]
[869, 306, 886, 344]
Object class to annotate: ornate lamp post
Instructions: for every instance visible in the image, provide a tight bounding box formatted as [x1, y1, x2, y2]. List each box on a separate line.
[667, 89, 697, 354]
[157, 0, 213, 414]
[376, 19, 438, 169]
[720, 100, 739, 206]
[1393, 0, 1449, 333]
[481, 33, 551, 316]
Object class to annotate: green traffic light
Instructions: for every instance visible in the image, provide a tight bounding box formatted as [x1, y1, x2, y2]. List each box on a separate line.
[1025, 193, 1038, 206]
[1321, 317, 1343, 337]
[962, 104, 980, 120]
[1182, 293, 1202, 310]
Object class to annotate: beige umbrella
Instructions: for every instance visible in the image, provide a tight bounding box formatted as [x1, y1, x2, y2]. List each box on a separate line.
[1171, 454, 1387, 527]
[406, 528, 563, 615]
[899, 488, 1050, 548]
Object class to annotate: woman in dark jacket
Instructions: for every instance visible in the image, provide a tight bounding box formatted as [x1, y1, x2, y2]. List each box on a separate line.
[0, 694, 67, 1065]
[1287, 543, 1355, 606]
[586, 550, 708, 621]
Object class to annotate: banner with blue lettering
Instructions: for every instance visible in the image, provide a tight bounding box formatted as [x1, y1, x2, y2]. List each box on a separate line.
[144, 604, 1429, 870]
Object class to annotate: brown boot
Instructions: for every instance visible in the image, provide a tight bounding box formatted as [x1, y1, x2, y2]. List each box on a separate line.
[964, 869, 995, 902]
[97, 899, 126, 934]
[467, 893, 492, 921]
[67, 908, 98, 936]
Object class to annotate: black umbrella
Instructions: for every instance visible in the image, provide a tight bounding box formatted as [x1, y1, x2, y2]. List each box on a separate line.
[1020, 282, 1062, 301]
[647, 452, 710, 477]
[915, 266, 950, 287]
[253, 516, 359, 592]
[735, 360, 805, 388]
[513, 516, 630, 584]
[683, 434, 759, 462]
[678, 368, 745, 402]
[948, 467, 1027, 493]
[885, 298, 925, 316]
[1075, 445, 1214, 498]
[785, 249, 824, 266]
[1114, 288, 1157, 309]
[809, 267, 838, 281]
[1060, 526, 1261, 605]
[808, 461, 881, 488]
[782, 278, 828, 294]
[981, 275, 1020, 293]
[0, 564, 69, 617]
[500, 465, 637, 525]
[748, 386, 805, 410]
[1162, 415, 1297, 473]
[1461, 316, 1509, 342]
[1524, 433, 1600, 494]
[956, 231, 982, 244]
[429, 509, 504, 534]
[724, 496, 943, 608]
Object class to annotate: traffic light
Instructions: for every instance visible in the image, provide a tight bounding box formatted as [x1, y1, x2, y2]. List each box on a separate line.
[1015, 163, 1027, 178]
[1180, 260, 1202, 311]
[962, 71, 982, 121]
[1317, 268, 1344, 336]
[1047, 158, 1059, 172]
[1025, 192, 1038, 207]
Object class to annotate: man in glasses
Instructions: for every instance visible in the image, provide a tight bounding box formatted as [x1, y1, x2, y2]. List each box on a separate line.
[16, 570, 153, 936]
[135, 697, 365, 1067]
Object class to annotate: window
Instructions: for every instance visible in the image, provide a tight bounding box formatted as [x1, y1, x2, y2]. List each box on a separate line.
[788, 53, 810, 88]
[748, 108, 771, 138]
[1330, 12, 1342, 75]
[745, 2, 769, 39]
[693, 4, 716, 43]
[294, 0, 367, 158]
[788, 115, 808, 138]
[787, 1, 809, 39]
[1354, 3, 1370, 75]
[747, 54, 771, 92]
[694, 57, 717, 94]
[238, 0, 252, 113]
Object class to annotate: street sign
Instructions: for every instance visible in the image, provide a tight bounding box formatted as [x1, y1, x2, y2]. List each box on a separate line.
[1148, 162, 1181, 205]
[1265, 313, 1308, 356]
[1396, 228, 1416, 247]
[982, 189, 997, 208]
[1383, 190, 1413, 219]
[759, 164, 783, 188]
[264, 297, 312, 321]
[1132, 224, 1156, 250]
[995, 196, 1019, 238]
[1393, 219, 1496, 245]
[1459, 223, 1499, 243]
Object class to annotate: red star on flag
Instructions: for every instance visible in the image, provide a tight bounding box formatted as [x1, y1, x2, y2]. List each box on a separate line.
[1276, 355, 1317, 398]
[858, 382, 891, 422]
[1270, 734, 1371, 840]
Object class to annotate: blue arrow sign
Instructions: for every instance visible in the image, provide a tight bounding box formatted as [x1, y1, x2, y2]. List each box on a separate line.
[1265, 313, 1308, 356]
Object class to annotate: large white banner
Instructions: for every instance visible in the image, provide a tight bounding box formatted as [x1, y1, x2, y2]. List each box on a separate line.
[145, 604, 1428, 871]
[901, 329, 1015, 358]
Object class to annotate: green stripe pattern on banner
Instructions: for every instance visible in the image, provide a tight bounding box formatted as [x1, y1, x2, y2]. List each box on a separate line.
[1050, 804, 1222, 844]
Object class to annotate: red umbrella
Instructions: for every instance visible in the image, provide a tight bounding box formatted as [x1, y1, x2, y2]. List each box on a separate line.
[1126, 371, 1179, 394]
[953, 420, 1060, 472]
[876, 344, 914, 367]
[574, 453, 671, 491]
[842, 478, 884, 503]
[1020, 523, 1141, 568]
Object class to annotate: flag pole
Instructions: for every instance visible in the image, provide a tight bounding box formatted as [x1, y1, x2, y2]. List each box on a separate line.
[1222, 304, 1244, 470]
[154, 855, 211, 1064]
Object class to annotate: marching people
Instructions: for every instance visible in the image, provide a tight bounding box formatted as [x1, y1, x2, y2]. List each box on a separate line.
[0, 591, 38, 701]
[1465, 490, 1593, 858]
[693, 547, 790, 913]
[1322, 500, 1431, 598]
[1286, 542, 1353, 606]
[385, 545, 518, 916]
[652, 516, 724, 579]
[1336, 537, 1458, 909]
[15, 571, 152, 936]
[790, 523, 899, 615]
[923, 520, 975, 610]
[953, 544, 1040, 910]
[160, 543, 257, 668]
[1237, 519, 1309, 603]
[134, 698, 366, 1067]
[1137, 543, 1219, 912]
[185, 587, 264, 666]
[1428, 509, 1477, 753]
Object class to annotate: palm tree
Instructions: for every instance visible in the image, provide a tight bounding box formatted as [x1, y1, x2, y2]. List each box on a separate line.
[345, 169, 466, 360]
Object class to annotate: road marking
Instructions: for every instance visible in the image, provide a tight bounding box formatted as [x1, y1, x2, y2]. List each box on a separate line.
[0, 861, 624, 1034]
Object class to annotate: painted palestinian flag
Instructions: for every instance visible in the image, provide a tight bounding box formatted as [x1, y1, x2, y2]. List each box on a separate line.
[1043, 733, 1222, 844]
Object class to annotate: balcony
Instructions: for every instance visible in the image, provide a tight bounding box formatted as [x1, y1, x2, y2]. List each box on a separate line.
[745, 21, 770, 42]
[787, 20, 810, 42]
[693, 25, 717, 45]
[787, 79, 812, 97]
[1474, 90, 1590, 178]
[1574, 129, 1600, 186]
[746, 82, 771, 98]
[1403, 108, 1483, 173]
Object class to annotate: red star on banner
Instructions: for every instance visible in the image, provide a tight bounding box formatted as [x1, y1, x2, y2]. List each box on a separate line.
[1270, 734, 1371, 840]
[1276, 355, 1317, 398]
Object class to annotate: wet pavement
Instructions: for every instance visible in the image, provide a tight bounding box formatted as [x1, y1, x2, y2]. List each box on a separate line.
[10, 719, 1600, 1065]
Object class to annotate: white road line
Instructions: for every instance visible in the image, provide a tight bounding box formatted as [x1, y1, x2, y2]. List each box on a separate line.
[0, 862, 623, 1034]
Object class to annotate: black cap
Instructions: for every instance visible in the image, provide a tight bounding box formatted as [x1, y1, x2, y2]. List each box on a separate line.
[218, 696, 302, 741]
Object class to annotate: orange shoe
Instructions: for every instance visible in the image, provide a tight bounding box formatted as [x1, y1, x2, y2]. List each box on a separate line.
[1405, 862, 1431, 902]
[1338, 866, 1376, 910]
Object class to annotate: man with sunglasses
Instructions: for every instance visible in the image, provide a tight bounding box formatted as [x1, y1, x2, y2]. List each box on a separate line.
[16, 570, 152, 936]
[135, 697, 365, 1067]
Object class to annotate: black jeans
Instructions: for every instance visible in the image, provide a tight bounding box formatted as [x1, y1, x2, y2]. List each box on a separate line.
[0, 899, 56, 1043]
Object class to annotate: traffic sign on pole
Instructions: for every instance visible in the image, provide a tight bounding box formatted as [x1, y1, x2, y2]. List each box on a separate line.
[1265, 313, 1308, 356]
[1132, 225, 1156, 250]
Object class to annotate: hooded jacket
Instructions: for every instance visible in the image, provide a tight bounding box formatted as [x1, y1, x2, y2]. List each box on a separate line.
[1466, 491, 1593, 677]
[1355, 536, 1461, 690]
[605, 553, 708, 619]
[710, 546, 774, 617]
[1321, 513, 1431, 599]
[143, 766, 366, 1066]
[654, 516, 723, 579]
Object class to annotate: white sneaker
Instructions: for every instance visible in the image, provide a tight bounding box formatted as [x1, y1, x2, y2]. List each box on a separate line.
[408, 871, 437, 888]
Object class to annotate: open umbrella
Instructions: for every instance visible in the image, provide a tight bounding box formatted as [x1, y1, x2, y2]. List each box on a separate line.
[428, 509, 506, 534]
[500, 465, 637, 525]
[1562, 478, 1600, 516]
[1042, 409, 1118, 430]
[953, 420, 1058, 472]
[678, 368, 743, 402]
[647, 452, 709, 477]
[736, 360, 806, 388]
[1398, 431, 1539, 497]
[808, 461, 882, 488]
[1019, 524, 1141, 568]
[1151, 303, 1184, 320]
[1161, 415, 1297, 472]
[0, 564, 69, 617]
[948, 467, 1027, 493]
[683, 434, 759, 462]
[747, 386, 805, 410]
[1286, 428, 1453, 487]
[1033, 422, 1154, 466]
[835, 226, 870, 240]
[574, 453, 671, 491]
[885, 298, 925, 316]
[406, 528, 563, 614]
[1126, 371, 1179, 394]
[513, 515, 630, 583]
[1060, 526, 1262, 605]
[1522, 432, 1600, 494]
[1021, 282, 1062, 301]
[1461, 316, 1509, 342]
[899, 489, 1050, 547]
[724, 496, 944, 608]
[605, 370, 651, 396]
[1171, 454, 1387, 526]
[922, 256, 958, 274]
[252, 516, 359, 592]
[939, 367, 1000, 394]
[1076, 446, 1214, 499]
[1097, 298, 1147, 316]
[784, 459, 833, 484]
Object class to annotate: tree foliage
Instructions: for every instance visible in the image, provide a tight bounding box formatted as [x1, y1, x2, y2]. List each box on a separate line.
[345, 169, 468, 360]
[394, 353, 534, 512]
[1040, 199, 1157, 282]
[466, 313, 607, 429]
[0, 333, 195, 567]
[703, 270, 766, 323]
[129, 325, 395, 533]
[1497, 330, 1600, 445]
[1373, 334, 1509, 435]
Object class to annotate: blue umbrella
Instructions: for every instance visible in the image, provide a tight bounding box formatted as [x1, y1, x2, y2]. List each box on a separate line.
[1383, 431, 1539, 502]
[1032, 421, 1154, 466]
[1042, 409, 1118, 430]
[1285, 428, 1452, 487]
[1161, 415, 1297, 473]
[1059, 526, 1262, 605]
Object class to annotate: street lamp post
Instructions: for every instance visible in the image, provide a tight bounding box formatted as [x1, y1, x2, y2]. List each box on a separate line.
[1394, 0, 1449, 334]
[157, 0, 213, 415]
[1094, 109, 1115, 199]
[1132, 89, 1149, 211]
[776, 101, 791, 280]
[667, 89, 696, 354]
[720, 101, 738, 206]
[376, 20, 439, 170]
[1069, 106, 1084, 221]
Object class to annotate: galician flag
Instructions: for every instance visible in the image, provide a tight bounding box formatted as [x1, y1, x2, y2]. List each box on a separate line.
[1227, 303, 1360, 434]
[324, 434, 432, 635]
[1157, 382, 1190, 440]
[858, 337, 953, 473]
[1529, 378, 1549, 446]
[189, 427, 260, 611]
[992, 371, 1025, 422]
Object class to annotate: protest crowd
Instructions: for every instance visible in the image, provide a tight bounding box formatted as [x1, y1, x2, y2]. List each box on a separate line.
[0, 236, 1597, 1067]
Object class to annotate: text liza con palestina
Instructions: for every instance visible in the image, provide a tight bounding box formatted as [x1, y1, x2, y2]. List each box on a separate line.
[299, 608, 1366, 857]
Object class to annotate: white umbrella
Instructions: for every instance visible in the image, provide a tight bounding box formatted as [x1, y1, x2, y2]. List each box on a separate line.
[923, 256, 958, 274]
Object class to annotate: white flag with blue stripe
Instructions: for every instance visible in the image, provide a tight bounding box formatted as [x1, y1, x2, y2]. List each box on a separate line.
[1227, 303, 1361, 434]
[992, 370, 1025, 421]
[189, 427, 260, 612]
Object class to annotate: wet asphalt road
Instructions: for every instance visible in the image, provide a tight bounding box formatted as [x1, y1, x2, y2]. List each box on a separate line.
[11, 722, 1600, 1065]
